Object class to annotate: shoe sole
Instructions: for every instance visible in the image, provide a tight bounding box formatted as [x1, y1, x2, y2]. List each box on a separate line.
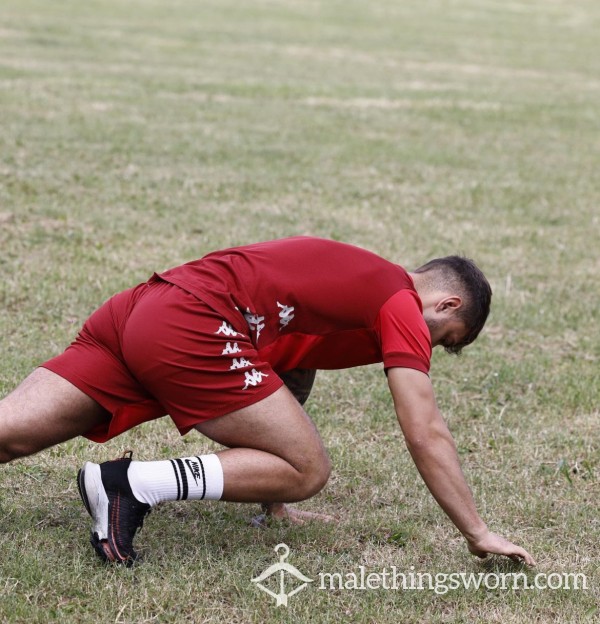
[78, 462, 121, 563]
[78, 462, 110, 540]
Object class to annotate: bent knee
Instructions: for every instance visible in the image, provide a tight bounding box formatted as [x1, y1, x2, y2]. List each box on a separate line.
[0, 438, 37, 464]
[0, 445, 19, 464]
[293, 452, 332, 500]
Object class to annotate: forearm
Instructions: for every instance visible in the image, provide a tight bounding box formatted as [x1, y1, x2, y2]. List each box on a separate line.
[404, 425, 487, 540]
[388, 368, 535, 564]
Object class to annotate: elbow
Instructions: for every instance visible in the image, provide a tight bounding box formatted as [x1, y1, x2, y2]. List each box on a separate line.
[404, 433, 432, 456]
[403, 422, 454, 457]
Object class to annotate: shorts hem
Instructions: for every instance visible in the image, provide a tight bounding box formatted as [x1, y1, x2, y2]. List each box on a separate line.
[38, 362, 166, 443]
[39, 362, 112, 416]
[172, 376, 285, 435]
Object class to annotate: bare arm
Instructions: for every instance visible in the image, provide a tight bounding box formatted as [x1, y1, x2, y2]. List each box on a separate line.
[388, 367, 535, 565]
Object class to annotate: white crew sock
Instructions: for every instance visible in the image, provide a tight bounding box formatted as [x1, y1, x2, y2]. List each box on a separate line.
[127, 454, 224, 506]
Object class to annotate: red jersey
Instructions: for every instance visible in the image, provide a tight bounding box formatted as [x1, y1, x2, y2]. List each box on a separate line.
[158, 237, 431, 374]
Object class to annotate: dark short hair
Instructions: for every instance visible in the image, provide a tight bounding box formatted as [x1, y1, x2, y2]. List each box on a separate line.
[414, 255, 492, 354]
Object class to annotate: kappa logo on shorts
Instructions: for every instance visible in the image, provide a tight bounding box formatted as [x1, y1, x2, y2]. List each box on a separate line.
[222, 342, 242, 355]
[215, 322, 239, 337]
[230, 357, 254, 370]
[243, 368, 269, 390]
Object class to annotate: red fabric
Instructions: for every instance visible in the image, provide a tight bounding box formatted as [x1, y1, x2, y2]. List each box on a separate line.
[41, 237, 431, 442]
[42, 281, 283, 442]
[159, 236, 431, 373]
[376, 290, 431, 372]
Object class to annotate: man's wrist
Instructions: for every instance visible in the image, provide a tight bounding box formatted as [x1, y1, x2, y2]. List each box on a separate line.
[462, 521, 489, 543]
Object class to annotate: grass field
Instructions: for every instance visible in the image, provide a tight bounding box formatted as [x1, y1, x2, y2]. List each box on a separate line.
[0, 0, 598, 622]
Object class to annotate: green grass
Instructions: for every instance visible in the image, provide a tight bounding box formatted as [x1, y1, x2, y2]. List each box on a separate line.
[1, 0, 598, 622]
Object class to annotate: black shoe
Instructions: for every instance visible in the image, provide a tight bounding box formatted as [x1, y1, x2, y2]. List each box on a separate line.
[77, 452, 151, 566]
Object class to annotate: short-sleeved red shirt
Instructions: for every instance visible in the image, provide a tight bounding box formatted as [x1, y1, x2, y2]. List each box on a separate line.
[42, 236, 432, 441]
[159, 236, 431, 374]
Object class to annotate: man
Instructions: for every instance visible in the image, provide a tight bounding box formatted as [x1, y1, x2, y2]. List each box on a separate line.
[0, 236, 535, 566]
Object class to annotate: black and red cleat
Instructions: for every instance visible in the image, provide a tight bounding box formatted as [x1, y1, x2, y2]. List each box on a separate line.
[77, 452, 151, 566]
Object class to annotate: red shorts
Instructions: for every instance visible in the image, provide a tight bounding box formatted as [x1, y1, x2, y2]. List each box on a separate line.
[42, 278, 283, 442]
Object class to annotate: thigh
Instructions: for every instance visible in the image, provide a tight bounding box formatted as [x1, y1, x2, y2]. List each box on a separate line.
[42, 283, 168, 442]
[195, 384, 328, 472]
[0, 367, 109, 458]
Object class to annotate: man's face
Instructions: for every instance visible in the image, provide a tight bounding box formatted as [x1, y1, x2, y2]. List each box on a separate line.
[424, 313, 469, 353]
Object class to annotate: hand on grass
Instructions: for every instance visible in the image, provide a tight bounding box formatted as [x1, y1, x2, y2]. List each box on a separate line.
[466, 530, 536, 566]
[251, 502, 335, 527]
[265, 502, 335, 524]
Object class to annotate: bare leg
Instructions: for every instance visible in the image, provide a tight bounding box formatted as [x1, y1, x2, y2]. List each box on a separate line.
[0, 368, 109, 462]
[254, 368, 333, 523]
[195, 385, 331, 503]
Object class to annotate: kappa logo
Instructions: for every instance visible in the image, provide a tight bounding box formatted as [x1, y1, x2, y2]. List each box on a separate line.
[252, 543, 313, 607]
[184, 458, 203, 486]
[244, 310, 266, 341]
[230, 357, 254, 370]
[222, 341, 242, 355]
[215, 322, 239, 337]
[277, 302, 295, 330]
[243, 368, 269, 390]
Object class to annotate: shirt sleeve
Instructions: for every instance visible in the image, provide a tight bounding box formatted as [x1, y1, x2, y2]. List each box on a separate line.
[375, 290, 432, 374]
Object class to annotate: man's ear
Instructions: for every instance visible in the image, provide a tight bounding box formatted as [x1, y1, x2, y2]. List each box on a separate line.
[435, 295, 463, 314]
